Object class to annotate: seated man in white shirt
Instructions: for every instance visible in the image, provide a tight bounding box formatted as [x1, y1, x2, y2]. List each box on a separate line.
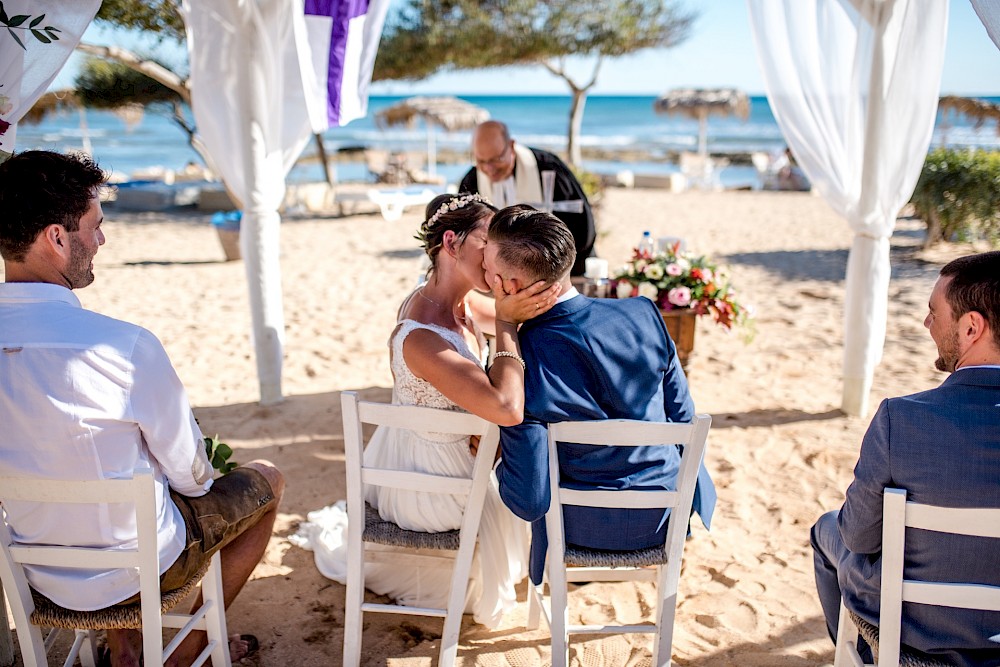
[0, 150, 284, 666]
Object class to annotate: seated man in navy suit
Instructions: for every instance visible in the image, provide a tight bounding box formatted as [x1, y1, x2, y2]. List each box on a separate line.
[811, 251, 1000, 666]
[484, 205, 716, 584]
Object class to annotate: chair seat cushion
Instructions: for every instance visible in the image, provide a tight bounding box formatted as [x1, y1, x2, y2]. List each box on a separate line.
[847, 610, 950, 667]
[563, 543, 669, 568]
[362, 502, 460, 551]
[29, 561, 209, 630]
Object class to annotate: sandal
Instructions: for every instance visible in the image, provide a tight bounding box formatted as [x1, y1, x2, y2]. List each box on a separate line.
[230, 633, 260, 662]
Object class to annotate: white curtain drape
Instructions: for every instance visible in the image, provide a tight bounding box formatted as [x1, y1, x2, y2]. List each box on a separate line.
[0, 0, 100, 154]
[747, 0, 948, 416]
[970, 0, 1000, 51]
[181, 0, 317, 404]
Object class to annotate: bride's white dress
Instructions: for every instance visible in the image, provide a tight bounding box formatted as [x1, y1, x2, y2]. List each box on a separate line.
[290, 318, 530, 628]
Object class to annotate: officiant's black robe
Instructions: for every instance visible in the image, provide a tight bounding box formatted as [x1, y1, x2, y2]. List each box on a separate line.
[459, 147, 596, 277]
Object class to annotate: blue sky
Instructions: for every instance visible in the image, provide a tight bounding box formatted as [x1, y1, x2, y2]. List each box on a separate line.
[57, 0, 999, 96]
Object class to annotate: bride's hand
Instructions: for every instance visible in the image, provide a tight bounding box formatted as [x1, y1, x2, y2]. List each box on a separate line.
[493, 277, 561, 325]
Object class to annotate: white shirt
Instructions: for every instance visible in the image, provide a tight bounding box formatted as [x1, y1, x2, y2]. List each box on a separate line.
[0, 283, 213, 610]
[555, 286, 580, 304]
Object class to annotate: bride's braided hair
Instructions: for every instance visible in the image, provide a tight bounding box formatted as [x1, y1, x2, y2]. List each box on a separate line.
[416, 192, 497, 272]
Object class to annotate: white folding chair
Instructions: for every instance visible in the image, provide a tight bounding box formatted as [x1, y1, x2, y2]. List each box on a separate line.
[0, 469, 230, 667]
[527, 415, 711, 667]
[834, 488, 1000, 667]
[340, 391, 501, 667]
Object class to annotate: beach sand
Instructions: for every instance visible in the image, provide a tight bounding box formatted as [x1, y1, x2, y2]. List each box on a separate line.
[3, 188, 976, 666]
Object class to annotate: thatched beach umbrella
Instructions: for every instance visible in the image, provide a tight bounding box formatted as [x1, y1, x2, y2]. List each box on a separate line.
[375, 96, 490, 177]
[937, 95, 1000, 135]
[654, 88, 751, 156]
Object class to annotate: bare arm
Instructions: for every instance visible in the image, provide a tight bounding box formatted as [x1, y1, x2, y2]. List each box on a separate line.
[403, 278, 559, 427]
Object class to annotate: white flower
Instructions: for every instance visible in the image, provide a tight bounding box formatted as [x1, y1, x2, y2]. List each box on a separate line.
[0, 94, 11, 116]
[644, 263, 664, 280]
[633, 259, 647, 273]
[676, 257, 691, 271]
[616, 281, 634, 299]
[638, 283, 659, 301]
[665, 263, 682, 276]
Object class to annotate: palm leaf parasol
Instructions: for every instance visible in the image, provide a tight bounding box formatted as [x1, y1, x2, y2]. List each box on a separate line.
[654, 88, 751, 156]
[375, 96, 490, 177]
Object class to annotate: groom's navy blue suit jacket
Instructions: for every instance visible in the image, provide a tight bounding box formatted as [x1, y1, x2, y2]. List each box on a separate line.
[496, 294, 716, 583]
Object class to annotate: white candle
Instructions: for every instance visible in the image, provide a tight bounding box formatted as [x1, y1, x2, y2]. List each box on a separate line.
[584, 257, 609, 279]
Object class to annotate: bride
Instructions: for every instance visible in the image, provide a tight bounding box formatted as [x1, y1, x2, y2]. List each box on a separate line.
[293, 192, 560, 628]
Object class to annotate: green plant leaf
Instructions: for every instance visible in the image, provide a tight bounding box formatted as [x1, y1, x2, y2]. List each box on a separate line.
[8, 26, 24, 49]
[7, 14, 28, 26]
[31, 29, 50, 43]
[29, 13, 43, 27]
[0, 3, 8, 25]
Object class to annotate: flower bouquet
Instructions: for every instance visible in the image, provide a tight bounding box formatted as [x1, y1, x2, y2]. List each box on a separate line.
[611, 242, 751, 330]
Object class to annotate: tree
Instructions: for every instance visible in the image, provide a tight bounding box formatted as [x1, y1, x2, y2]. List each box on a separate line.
[374, 0, 697, 166]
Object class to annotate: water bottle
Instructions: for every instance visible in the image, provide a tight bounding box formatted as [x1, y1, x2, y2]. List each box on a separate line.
[637, 230, 655, 258]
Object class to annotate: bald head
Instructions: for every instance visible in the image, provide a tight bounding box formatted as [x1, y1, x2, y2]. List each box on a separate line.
[472, 121, 516, 182]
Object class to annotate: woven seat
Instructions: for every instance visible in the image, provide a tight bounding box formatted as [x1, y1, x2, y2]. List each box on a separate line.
[563, 544, 668, 568]
[29, 561, 210, 630]
[362, 502, 460, 550]
[847, 611, 950, 667]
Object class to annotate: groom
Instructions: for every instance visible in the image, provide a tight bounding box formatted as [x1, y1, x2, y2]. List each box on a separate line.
[485, 205, 716, 584]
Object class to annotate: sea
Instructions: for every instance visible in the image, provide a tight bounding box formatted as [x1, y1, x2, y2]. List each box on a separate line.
[13, 94, 1000, 190]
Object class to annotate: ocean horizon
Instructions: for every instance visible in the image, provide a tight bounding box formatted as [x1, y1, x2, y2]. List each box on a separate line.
[13, 94, 1000, 189]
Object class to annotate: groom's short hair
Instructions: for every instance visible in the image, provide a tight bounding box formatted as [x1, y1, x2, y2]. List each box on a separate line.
[488, 205, 576, 284]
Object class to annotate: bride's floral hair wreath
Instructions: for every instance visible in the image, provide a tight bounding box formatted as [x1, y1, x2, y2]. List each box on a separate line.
[416, 192, 498, 272]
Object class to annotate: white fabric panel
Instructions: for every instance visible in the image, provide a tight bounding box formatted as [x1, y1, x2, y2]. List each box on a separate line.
[747, 0, 948, 416]
[182, 0, 316, 404]
[0, 0, 100, 152]
[970, 0, 1000, 51]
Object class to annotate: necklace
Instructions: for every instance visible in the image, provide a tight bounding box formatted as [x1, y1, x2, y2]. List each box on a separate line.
[416, 287, 447, 309]
[417, 288, 468, 326]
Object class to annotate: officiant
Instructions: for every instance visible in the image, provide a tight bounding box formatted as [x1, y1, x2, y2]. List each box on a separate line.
[459, 120, 596, 277]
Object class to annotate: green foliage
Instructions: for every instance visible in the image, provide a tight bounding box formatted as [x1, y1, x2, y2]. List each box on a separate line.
[204, 434, 238, 475]
[572, 166, 604, 206]
[911, 148, 1000, 247]
[374, 0, 695, 81]
[94, 0, 185, 42]
[0, 2, 62, 50]
[75, 57, 181, 109]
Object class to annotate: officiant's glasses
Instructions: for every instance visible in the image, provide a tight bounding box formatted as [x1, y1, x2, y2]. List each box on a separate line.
[476, 143, 513, 169]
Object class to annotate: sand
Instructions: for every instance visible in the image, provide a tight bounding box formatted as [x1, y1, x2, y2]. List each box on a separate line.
[3, 187, 979, 666]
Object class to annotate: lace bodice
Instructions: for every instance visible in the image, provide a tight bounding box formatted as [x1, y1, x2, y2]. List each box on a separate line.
[389, 319, 486, 412]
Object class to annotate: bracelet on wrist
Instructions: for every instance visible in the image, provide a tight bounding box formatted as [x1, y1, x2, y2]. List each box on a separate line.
[492, 350, 526, 370]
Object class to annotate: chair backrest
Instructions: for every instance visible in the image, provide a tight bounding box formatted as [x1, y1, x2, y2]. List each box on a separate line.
[545, 416, 711, 561]
[878, 488, 1000, 667]
[340, 391, 500, 545]
[0, 469, 164, 663]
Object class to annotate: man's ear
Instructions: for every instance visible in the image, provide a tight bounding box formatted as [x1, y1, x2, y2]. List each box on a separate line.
[42, 224, 70, 258]
[960, 310, 988, 348]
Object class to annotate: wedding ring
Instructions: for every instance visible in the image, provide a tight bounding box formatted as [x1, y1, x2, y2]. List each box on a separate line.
[535, 303, 540, 309]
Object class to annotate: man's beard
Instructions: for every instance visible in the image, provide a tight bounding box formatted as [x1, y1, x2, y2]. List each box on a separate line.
[67, 235, 96, 288]
[933, 327, 960, 372]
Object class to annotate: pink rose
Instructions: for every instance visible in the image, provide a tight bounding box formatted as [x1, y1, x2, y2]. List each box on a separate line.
[665, 263, 682, 276]
[667, 286, 691, 307]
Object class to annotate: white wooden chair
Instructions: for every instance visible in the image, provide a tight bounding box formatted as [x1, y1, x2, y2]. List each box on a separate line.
[527, 415, 712, 667]
[340, 391, 501, 667]
[834, 487, 1000, 667]
[0, 469, 230, 667]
